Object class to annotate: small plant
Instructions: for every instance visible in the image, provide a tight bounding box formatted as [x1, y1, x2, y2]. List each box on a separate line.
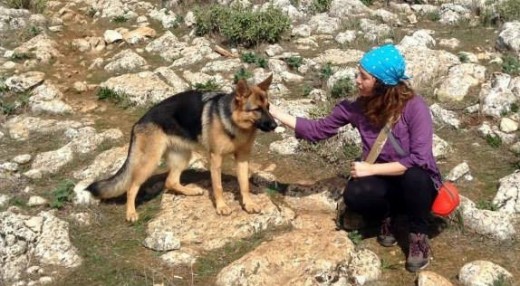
[4, 0, 48, 13]
[348, 230, 363, 245]
[310, 0, 332, 13]
[97, 87, 133, 108]
[0, 91, 30, 115]
[1, 100, 16, 115]
[240, 52, 267, 68]
[26, 25, 41, 38]
[285, 56, 303, 70]
[476, 199, 499, 211]
[330, 77, 355, 99]
[308, 101, 333, 119]
[449, 209, 465, 232]
[233, 68, 253, 83]
[502, 54, 520, 76]
[193, 79, 221, 92]
[510, 103, 519, 113]
[485, 134, 502, 148]
[0, 78, 8, 93]
[426, 11, 441, 22]
[87, 7, 97, 18]
[380, 259, 399, 270]
[10, 52, 32, 61]
[319, 63, 333, 80]
[491, 273, 512, 286]
[302, 84, 312, 97]
[458, 53, 469, 63]
[9, 197, 26, 208]
[112, 15, 128, 23]
[343, 143, 361, 161]
[497, 0, 520, 23]
[360, 0, 374, 6]
[49, 180, 75, 209]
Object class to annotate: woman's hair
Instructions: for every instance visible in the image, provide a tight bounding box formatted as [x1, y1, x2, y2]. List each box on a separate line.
[359, 80, 415, 128]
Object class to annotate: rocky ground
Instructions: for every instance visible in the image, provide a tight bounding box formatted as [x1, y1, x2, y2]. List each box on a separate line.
[1, 0, 520, 285]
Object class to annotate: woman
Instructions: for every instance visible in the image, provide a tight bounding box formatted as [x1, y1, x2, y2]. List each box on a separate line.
[269, 44, 441, 272]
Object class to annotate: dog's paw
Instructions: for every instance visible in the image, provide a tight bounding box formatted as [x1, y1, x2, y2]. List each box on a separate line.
[216, 203, 232, 216]
[126, 212, 139, 223]
[185, 184, 205, 196]
[244, 202, 261, 214]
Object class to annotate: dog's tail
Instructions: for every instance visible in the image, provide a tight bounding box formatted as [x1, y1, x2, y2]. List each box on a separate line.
[86, 130, 136, 199]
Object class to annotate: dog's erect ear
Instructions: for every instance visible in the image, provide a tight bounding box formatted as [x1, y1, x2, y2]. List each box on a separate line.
[257, 74, 273, 92]
[235, 79, 250, 99]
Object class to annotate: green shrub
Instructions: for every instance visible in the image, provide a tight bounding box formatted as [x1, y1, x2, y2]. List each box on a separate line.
[360, 0, 374, 6]
[97, 87, 132, 108]
[4, 0, 47, 13]
[348, 230, 363, 245]
[319, 62, 333, 80]
[193, 79, 221, 92]
[502, 54, 520, 76]
[10, 52, 33, 61]
[458, 53, 469, 63]
[0, 100, 17, 115]
[233, 68, 253, 84]
[49, 180, 75, 209]
[485, 134, 502, 148]
[310, 0, 332, 13]
[343, 143, 361, 161]
[240, 52, 267, 68]
[0, 91, 31, 115]
[498, 0, 520, 22]
[330, 77, 354, 98]
[0, 77, 7, 93]
[380, 259, 399, 270]
[285, 56, 303, 69]
[302, 84, 312, 97]
[426, 11, 440, 22]
[112, 15, 128, 23]
[194, 5, 290, 47]
[476, 199, 499, 211]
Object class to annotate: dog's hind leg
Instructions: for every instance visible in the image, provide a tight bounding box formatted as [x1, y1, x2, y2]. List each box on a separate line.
[235, 149, 260, 214]
[164, 149, 205, 196]
[126, 129, 166, 222]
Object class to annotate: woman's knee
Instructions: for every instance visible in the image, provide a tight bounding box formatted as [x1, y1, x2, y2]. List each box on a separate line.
[343, 177, 387, 203]
[403, 167, 431, 182]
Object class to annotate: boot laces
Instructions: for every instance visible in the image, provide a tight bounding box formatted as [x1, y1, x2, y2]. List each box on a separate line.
[410, 234, 429, 257]
[380, 218, 392, 237]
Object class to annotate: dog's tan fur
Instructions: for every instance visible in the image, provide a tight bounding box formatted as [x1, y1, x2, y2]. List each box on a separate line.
[87, 75, 275, 222]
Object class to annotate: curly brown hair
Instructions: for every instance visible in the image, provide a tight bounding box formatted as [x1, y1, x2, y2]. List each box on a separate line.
[359, 80, 415, 128]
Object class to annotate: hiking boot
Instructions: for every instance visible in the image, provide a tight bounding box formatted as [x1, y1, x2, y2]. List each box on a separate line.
[406, 233, 431, 272]
[377, 217, 397, 247]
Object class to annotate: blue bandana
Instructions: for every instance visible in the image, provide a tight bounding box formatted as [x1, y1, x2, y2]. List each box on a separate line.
[359, 44, 410, 86]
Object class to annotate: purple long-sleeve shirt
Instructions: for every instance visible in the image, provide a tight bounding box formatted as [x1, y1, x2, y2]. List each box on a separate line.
[295, 95, 442, 187]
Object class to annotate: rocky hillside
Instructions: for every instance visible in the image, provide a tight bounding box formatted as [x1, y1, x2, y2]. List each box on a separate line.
[1, 0, 520, 285]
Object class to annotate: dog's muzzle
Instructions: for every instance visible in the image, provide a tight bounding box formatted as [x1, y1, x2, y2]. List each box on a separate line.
[256, 112, 277, 132]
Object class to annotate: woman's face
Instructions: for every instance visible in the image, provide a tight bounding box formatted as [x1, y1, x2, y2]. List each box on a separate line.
[356, 66, 377, 97]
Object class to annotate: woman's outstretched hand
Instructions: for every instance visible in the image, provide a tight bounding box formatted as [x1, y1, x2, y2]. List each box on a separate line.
[268, 104, 297, 129]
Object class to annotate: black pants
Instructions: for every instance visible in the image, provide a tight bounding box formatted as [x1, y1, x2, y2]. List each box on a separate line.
[343, 166, 437, 234]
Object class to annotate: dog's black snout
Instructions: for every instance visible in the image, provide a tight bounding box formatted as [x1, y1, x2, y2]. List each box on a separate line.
[257, 118, 277, 132]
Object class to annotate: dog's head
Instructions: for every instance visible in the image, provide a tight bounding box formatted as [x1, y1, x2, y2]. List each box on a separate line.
[234, 74, 277, 132]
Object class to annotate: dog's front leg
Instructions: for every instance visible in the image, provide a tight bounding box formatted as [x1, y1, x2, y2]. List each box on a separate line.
[235, 150, 261, 213]
[210, 152, 232, 215]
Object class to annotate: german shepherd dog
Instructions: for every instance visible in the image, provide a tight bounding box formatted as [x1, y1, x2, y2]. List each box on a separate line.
[87, 75, 277, 222]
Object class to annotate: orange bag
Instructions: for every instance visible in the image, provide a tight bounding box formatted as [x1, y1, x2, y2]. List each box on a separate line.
[431, 181, 460, 217]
